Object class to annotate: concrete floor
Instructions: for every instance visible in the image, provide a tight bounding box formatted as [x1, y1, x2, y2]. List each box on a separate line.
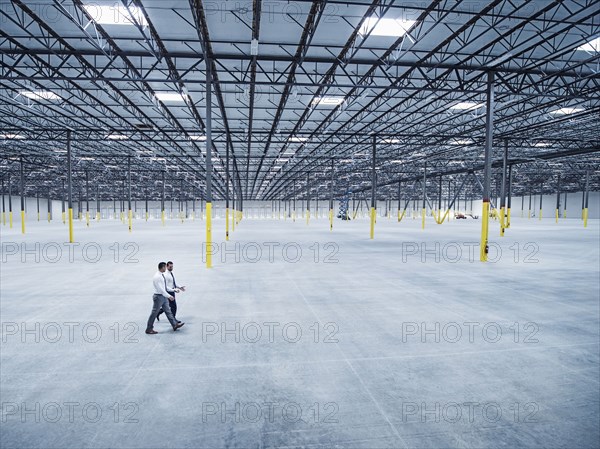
[1, 214, 599, 448]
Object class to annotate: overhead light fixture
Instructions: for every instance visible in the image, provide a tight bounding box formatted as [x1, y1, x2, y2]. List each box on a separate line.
[390, 160, 404, 163]
[80, 157, 95, 161]
[107, 133, 128, 140]
[53, 149, 67, 153]
[189, 134, 206, 141]
[288, 136, 308, 142]
[83, 4, 147, 26]
[361, 17, 416, 37]
[0, 133, 24, 139]
[380, 138, 400, 143]
[576, 37, 600, 52]
[533, 142, 551, 147]
[550, 107, 584, 115]
[20, 90, 60, 101]
[450, 102, 484, 111]
[449, 138, 474, 145]
[312, 97, 345, 106]
[155, 92, 186, 102]
[250, 39, 259, 56]
[486, 52, 513, 67]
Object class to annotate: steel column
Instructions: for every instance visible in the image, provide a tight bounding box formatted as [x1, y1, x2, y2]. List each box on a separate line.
[205, 56, 213, 268]
[480, 72, 494, 262]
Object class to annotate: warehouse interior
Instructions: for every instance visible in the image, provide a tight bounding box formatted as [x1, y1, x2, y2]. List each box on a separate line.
[1, 1, 599, 448]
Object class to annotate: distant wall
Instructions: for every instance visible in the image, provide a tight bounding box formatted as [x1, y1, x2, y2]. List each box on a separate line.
[1, 192, 598, 222]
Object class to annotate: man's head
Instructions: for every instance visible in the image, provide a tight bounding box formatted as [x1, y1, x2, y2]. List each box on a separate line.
[158, 262, 167, 272]
[167, 261, 173, 271]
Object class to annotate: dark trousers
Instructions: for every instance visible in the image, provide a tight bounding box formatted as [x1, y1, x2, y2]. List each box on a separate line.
[147, 294, 177, 331]
[157, 291, 176, 319]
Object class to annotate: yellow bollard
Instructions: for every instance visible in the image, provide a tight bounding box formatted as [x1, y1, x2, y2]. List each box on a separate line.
[161, 210, 165, 226]
[86, 212, 90, 227]
[329, 209, 333, 230]
[539, 209, 542, 221]
[128, 209, 132, 232]
[421, 208, 426, 230]
[369, 207, 375, 239]
[555, 209, 559, 223]
[226, 207, 230, 241]
[97, 212, 100, 221]
[9, 211, 13, 228]
[306, 209, 310, 225]
[206, 202, 212, 268]
[48, 212, 51, 222]
[62, 211, 65, 224]
[68, 208, 74, 243]
[507, 208, 511, 228]
[500, 206, 505, 236]
[563, 209, 566, 219]
[21, 210, 25, 234]
[583, 208, 588, 227]
[480, 201, 490, 262]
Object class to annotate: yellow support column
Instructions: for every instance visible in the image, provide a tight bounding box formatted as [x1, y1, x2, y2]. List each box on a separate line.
[2, 212, 5, 226]
[128, 209, 132, 232]
[62, 211, 65, 224]
[97, 212, 100, 221]
[37, 212, 40, 222]
[539, 209, 542, 221]
[369, 207, 375, 239]
[306, 209, 310, 225]
[500, 206, 505, 236]
[9, 211, 13, 229]
[145, 212, 148, 221]
[48, 212, 51, 222]
[68, 208, 74, 243]
[206, 202, 212, 268]
[421, 208, 426, 230]
[161, 210, 165, 226]
[480, 201, 490, 262]
[226, 207, 230, 241]
[563, 209, 566, 219]
[583, 208, 588, 227]
[507, 208, 511, 228]
[329, 208, 333, 231]
[86, 211, 90, 227]
[555, 209, 559, 223]
[21, 210, 25, 234]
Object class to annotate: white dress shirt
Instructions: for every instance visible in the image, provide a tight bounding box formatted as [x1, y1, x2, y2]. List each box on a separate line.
[153, 271, 171, 297]
[165, 270, 177, 292]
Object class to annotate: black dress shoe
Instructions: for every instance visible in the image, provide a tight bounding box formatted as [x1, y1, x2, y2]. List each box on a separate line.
[173, 322, 185, 331]
[145, 329, 158, 335]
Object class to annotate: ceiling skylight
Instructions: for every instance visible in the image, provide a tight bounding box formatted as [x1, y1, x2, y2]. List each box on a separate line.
[83, 4, 147, 26]
[361, 17, 416, 37]
[21, 90, 60, 101]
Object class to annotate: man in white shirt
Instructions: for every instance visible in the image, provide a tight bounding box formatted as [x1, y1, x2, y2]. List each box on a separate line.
[157, 261, 186, 323]
[146, 262, 185, 334]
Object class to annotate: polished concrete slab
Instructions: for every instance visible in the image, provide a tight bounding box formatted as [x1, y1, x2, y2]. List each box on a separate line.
[1, 214, 599, 448]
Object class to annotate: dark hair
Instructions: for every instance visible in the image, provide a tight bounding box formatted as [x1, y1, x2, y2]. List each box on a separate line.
[158, 262, 166, 270]
[167, 261, 173, 266]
